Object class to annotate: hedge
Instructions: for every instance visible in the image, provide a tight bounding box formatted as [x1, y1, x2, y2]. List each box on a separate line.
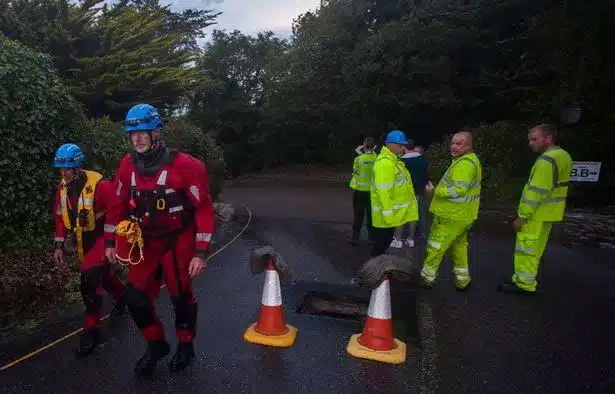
[0, 36, 226, 331]
[424, 120, 535, 208]
[0, 35, 84, 248]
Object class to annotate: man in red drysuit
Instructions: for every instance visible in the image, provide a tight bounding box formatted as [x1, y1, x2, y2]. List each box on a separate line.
[104, 103, 215, 376]
[52, 143, 126, 357]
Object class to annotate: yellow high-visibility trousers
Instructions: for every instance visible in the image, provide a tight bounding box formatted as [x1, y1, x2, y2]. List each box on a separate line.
[421, 216, 474, 288]
[512, 220, 552, 292]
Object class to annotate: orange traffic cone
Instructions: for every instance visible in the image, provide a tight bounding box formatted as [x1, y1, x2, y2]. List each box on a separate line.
[346, 276, 406, 364]
[244, 259, 297, 347]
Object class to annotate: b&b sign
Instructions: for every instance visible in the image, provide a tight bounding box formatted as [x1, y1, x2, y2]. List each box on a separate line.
[570, 161, 601, 182]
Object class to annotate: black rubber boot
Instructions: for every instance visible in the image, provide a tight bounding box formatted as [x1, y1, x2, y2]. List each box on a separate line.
[110, 296, 127, 316]
[421, 278, 433, 290]
[497, 282, 536, 296]
[169, 342, 195, 372]
[75, 328, 101, 358]
[348, 230, 360, 245]
[134, 340, 170, 376]
[455, 281, 472, 292]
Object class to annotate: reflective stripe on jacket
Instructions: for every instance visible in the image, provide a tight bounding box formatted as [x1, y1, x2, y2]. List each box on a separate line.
[518, 146, 572, 222]
[349, 152, 377, 191]
[60, 170, 103, 232]
[370, 146, 418, 228]
[59, 170, 105, 262]
[430, 152, 482, 221]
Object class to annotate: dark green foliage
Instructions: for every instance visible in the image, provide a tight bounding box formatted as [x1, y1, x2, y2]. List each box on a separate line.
[1, 0, 614, 328]
[0, 35, 83, 248]
[74, 117, 132, 178]
[163, 118, 226, 201]
[425, 121, 535, 207]
[0, 0, 219, 120]
[189, 0, 614, 205]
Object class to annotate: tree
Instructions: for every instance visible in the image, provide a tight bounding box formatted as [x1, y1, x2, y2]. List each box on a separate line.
[0, 35, 83, 247]
[189, 30, 288, 174]
[0, 0, 220, 119]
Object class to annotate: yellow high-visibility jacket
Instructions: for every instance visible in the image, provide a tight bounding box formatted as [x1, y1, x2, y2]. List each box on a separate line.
[430, 152, 482, 221]
[518, 146, 572, 222]
[370, 146, 418, 228]
[59, 170, 105, 262]
[349, 152, 377, 192]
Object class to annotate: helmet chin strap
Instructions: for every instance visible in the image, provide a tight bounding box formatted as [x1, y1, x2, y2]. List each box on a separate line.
[133, 132, 157, 156]
[133, 130, 166, 172]
[134, 127, 162, 154]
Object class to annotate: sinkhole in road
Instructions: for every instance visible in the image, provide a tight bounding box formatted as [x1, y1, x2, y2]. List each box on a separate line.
[296, 291, 368, 321]
[287, 281, 420, 345]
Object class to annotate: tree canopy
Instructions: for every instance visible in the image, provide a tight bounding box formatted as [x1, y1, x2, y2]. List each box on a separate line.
[1, 0, 614, 329]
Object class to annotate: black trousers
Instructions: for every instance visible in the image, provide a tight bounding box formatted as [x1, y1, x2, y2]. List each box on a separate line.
[352, 190, 373, 236]
[371, 227, 395, 257]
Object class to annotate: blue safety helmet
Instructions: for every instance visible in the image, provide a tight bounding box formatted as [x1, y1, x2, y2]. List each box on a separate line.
[123, 103, 163, 133]
[384, 130, 408, 145]
[54, 143, 85, 168]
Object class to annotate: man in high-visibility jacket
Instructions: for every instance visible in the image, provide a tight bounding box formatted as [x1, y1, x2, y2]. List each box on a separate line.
[421, 131, 482, 291]
[370, 130, 418, 257]
[52, 143, 127, 357]
[349, 137, 377, 244]
[498, 124, 572, 294]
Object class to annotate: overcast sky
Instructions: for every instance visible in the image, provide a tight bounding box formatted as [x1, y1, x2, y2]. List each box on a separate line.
[106, 0, 321, 40]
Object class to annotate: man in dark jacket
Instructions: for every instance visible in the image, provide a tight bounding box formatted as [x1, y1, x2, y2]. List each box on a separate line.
[390, 139, 429, 248]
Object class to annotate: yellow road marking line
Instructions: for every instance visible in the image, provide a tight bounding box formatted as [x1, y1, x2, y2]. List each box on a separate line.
[0, 205, 252, 372]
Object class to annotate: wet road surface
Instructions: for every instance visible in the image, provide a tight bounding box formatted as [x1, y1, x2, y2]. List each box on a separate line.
[225, 177, 615, 394]
[2, 176, 615, 393]
[0, 207, 419, 393]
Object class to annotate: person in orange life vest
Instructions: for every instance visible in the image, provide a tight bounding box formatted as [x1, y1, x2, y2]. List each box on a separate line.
[52, 143, 127, 357]
[104, 104, 215, 376]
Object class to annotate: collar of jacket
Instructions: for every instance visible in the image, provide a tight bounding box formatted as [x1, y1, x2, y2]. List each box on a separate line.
[453, 151, 474, 162]
[401, 151, 421, 158]
[545, 145, 560, 152]
[380, 145, 401, 161]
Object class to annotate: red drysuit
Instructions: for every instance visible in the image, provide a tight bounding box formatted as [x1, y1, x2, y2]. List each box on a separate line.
[105, 150, 215, 343]
[53, 174, 126, 330]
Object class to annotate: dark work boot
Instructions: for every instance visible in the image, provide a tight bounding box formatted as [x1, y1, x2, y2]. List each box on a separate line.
[497, 282, 536, 296]
[75, 328, 101, 358]
[421, 278, 433, 290]
[455, 281, 472, 292]
[110, 296, 127, 316]
[348, 230, 360, 245]
[169, 342, 195, 372]
[134, 340, 171, 376]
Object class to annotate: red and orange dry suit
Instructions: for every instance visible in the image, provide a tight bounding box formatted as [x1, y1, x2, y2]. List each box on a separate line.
[53, 171, 126, 332]
[104, 150, 215, 344]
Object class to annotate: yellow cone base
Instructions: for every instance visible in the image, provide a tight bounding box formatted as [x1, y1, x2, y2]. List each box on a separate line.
[243, 322, 298, 348]
[346, 333, 407, 364]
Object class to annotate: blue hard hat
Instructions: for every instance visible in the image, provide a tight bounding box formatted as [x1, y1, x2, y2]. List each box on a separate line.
[384, 130, 408, 145]
[54, 143, 85, 168]
[123, 103, 163, 133]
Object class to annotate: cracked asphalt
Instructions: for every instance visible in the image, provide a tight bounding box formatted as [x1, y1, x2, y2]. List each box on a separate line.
[1, 175, 614, 393]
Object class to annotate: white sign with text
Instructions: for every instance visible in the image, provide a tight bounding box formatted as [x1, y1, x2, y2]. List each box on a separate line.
[570, 161, 601, 182]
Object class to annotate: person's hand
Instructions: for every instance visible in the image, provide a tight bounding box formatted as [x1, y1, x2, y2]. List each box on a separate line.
[105, 247, 117, 263]
[425, 181, 435, 194]
[53, 248, 64, 265]
[513, 217, 526, 232]
[188, 256, 207, 278]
